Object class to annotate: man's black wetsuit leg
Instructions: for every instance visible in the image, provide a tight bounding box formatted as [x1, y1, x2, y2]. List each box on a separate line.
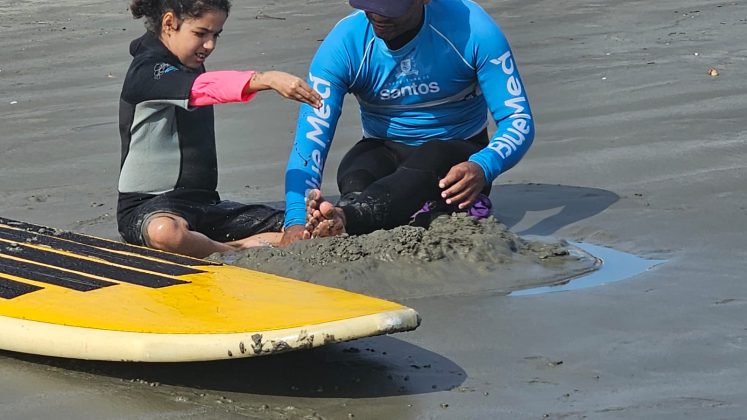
[337, 130, 488, 235]
[336, 139, 400, 204]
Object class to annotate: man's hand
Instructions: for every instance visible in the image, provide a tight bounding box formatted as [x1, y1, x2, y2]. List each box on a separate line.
[439, 161, 486, 209]
[279, 225, 306, 247]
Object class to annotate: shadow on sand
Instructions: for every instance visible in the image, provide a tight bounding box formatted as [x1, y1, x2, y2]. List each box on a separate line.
[1, 336, 465, 398]
[490, 183, 619, 235]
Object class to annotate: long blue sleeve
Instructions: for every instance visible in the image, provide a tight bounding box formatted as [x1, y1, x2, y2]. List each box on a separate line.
[283, 23, 352, 228]
[467, 12, 534, 183]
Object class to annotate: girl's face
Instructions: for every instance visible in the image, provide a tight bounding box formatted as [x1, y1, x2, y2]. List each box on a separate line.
[161, 9, 227, 69]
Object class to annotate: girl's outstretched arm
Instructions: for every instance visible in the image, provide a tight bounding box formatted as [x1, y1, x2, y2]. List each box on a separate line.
[189, 70, 322, 108]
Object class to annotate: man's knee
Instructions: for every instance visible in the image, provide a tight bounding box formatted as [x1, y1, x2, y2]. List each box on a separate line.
[404, 141, 467, 173]
[144, 214, 189, 250]
[338, 169, 377, 195]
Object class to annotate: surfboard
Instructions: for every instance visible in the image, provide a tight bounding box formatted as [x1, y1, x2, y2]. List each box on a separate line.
[0, 217, 420, 362]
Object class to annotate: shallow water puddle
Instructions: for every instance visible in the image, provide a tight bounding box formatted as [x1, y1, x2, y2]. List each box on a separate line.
[510, 242, 664, 296]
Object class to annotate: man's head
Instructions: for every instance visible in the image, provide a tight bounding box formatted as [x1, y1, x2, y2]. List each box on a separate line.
[349, 0, 429, 42]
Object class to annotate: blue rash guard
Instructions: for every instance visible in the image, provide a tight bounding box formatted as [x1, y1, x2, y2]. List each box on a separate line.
[284, 0, 534, 228]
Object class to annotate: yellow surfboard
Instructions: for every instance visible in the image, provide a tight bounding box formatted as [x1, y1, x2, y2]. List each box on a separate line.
[0, 217, 420, 362]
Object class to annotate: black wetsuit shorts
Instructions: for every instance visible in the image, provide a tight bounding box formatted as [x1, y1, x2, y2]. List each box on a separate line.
[118, 190, 283, 246]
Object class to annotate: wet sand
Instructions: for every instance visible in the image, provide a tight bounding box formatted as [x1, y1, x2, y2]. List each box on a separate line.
[2, 0, 747, 418]
[211, 214, 599, 300]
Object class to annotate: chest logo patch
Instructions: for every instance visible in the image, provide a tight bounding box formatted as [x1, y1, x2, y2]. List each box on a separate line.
[396, 58, 419, 78]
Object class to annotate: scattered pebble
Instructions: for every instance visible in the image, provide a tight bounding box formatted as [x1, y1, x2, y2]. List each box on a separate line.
[10, 101, 18, 105]
[708, 67, 719, 77]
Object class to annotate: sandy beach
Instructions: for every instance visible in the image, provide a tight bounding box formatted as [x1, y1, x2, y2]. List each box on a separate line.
[1, 0, 747, 418]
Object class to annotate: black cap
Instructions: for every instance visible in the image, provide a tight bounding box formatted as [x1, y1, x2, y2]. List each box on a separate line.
[349, 0, 415, 18]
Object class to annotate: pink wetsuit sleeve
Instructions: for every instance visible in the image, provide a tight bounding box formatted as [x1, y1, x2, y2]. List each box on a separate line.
[189, 70, 256, 106]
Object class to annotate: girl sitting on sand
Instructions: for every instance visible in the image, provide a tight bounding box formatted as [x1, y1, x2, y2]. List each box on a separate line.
[117, 0, 321, 258]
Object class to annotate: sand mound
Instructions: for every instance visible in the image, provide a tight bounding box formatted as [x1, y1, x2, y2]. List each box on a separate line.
[210, 214, 598, 300]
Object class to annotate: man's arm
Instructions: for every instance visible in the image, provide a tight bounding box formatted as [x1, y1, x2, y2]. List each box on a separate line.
[441, 18, 535, 208]
[281, 40, 351, 245]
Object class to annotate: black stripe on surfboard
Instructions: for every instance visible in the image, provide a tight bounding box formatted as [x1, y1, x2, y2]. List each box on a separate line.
[0, 243, 186, 289]
[0, 217, 220, 267]
[0, 275, 43, 299]
[0, 226, 204, 277]
[0, 256, 115, 292]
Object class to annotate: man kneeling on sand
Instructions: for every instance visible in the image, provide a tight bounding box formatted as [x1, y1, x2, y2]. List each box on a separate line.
[280, 0, 534, 245]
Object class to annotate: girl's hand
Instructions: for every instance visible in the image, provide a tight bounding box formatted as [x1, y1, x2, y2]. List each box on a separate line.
[249, 71, 322, 108]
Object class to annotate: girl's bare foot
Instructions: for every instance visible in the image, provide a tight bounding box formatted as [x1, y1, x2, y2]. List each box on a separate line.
[305, 189, 346, 238]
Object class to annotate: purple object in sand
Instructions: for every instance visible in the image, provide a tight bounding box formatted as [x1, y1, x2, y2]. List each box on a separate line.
[466, 194, 492, 219]
[410, 193, 492, 223]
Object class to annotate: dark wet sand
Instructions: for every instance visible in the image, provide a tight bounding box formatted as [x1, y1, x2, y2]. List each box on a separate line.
[2, 0, 747, 418]
[211, 214, 599, 300]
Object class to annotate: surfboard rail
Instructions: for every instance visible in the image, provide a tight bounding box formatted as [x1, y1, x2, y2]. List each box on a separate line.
[0, 308, 420, 362]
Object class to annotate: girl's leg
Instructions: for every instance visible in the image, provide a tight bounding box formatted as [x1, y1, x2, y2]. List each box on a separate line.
[227, 232, 283, 249]
[144, 213, 236, 258]
[201, 201, 284, 249]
